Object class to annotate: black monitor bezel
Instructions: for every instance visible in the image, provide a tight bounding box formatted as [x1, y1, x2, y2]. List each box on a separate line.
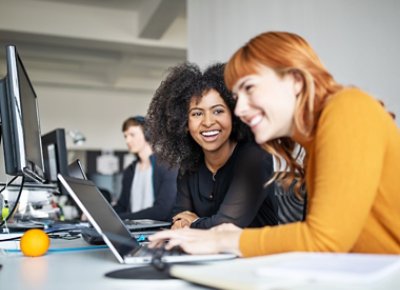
[0, 45, 45, 183]
[42, 128, 69, 194]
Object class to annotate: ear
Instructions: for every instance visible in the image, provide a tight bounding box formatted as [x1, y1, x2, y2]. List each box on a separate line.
[291, 70, 304, 96]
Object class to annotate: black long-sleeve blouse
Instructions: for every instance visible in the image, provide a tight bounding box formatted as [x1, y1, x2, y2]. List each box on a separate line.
[173, 141, 279, 229]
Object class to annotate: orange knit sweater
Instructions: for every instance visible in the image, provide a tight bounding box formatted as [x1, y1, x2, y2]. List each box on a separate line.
[240, 88, 400, 256]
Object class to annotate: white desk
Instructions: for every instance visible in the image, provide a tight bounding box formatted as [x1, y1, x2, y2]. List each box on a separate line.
[3, 236, 399, 290]
[0, 236, 207, 290]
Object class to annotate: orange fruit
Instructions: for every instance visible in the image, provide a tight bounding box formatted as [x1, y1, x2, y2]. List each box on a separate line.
[20, 229, 50, 257]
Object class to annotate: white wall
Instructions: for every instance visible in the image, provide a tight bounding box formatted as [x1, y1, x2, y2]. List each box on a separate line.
[0, 0, 187, 151]
[187, 0, 400, 126]
[37, 86, 152, 151]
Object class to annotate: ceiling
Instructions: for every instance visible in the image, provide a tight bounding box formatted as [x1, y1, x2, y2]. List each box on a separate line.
[0, 0, 187, 95]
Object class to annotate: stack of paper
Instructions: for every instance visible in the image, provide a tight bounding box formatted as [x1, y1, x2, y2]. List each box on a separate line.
[170, 252, 400, 290]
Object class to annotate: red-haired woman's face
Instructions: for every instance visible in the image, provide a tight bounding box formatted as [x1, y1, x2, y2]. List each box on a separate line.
[232, 65, 302, 144]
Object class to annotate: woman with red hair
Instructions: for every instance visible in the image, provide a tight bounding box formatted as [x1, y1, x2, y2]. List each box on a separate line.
[149, 31, 400, 256]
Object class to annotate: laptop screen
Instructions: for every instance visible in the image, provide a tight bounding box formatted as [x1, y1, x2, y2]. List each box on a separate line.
[58, 175, 139, 257]
[67, 159, 87, 179]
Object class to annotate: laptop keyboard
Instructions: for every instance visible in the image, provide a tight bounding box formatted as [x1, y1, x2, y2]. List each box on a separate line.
[123, 219, 171, 229]
[81, 227, 154, 245]
[132, 244, 185, 258]
[123, 220, 141, 226]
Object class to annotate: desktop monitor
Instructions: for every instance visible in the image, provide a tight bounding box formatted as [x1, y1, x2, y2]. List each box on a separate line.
[0, 45, 45, 183]
[42, 128, 69, 194]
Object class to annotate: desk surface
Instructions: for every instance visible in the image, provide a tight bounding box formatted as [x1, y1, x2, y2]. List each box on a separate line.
[0, 236, 206, 290]
[2, 236, 400, 290]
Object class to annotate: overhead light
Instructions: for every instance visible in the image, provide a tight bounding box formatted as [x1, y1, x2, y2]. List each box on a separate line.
[68, 130, 86, 145]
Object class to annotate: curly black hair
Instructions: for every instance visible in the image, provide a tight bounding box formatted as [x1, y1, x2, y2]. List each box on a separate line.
[146, 62, 252, 174]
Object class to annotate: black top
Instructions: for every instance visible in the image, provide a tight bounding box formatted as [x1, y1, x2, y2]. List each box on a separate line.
[173, 141, 279, 229]
[114, 154, 178, 221]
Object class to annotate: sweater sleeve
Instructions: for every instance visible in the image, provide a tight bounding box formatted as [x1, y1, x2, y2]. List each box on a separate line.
[240, 89, 390, 256]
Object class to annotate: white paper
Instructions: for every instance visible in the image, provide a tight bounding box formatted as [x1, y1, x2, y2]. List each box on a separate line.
[255, 253, 400, 283]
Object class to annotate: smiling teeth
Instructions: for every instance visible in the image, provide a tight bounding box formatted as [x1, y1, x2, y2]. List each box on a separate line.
[250, 115, 262, 127]
[201, 130, 219, 137]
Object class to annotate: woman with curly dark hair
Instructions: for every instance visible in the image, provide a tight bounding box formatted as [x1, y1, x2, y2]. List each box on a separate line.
[146, 62, 279, 229]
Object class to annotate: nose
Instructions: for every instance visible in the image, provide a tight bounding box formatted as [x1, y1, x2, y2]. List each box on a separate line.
[234, 93, 249, 118]
[203, 112, 215, 127]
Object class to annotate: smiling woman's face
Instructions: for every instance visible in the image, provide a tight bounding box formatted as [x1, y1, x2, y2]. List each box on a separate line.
[187, 89, 232, 154]
[232, 65, 302, 144]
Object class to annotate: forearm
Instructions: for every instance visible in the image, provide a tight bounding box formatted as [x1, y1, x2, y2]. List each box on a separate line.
[218, 228, 243, 256]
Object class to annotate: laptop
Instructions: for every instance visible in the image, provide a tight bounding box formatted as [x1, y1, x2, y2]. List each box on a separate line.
[58, 174, 236, 264]
[67, 158, 88, 179]
[67, 159, 171, 231]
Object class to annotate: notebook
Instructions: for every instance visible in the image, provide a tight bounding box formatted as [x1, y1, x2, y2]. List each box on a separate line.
[67, 159, 171, 231]
[57, 174, 236, 264]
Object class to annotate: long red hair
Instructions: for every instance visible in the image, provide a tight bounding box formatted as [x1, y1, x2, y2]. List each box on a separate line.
[225, 31, 342, 194]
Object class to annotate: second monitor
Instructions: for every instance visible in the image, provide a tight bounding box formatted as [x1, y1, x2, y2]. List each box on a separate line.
[41, 128, 70, 195]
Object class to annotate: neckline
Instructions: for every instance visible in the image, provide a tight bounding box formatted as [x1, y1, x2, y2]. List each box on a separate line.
[204, 141, 239, 177]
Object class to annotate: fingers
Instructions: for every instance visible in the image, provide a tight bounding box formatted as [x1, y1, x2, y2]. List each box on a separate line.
[148, 228, 186, 249]
[149, 228, 200, 243]
[171, 222, 180, 230]
[172, 212, 198, 229]
[163, 238, 183, 250]
[173, 210, 193, 220]
[148, 225, 243, 256]
[148, 228, 225, 255]
[148, 229, 182, 242]
[147, 239, 166, 249]
[172, 213, 192, 224]
[171, 219, 190, 230]
[172, 213, 184, 222]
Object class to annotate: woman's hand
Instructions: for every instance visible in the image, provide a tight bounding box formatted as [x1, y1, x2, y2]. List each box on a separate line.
[148, 223, 243, 256]
[171, 211, 199, 229]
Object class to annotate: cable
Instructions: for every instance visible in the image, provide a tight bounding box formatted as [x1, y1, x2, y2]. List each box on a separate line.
[47, 232, 80, 240]
[0, 235, 22, 243]
[0, 175, 25, 228]
[0, 175, 19, 194]
[0, 229, 81, 242]
[0, 235, 22, 242]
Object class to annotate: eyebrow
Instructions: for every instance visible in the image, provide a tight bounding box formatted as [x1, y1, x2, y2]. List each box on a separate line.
[234, 77, 251, 92]
[188, 104, 226, 113]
